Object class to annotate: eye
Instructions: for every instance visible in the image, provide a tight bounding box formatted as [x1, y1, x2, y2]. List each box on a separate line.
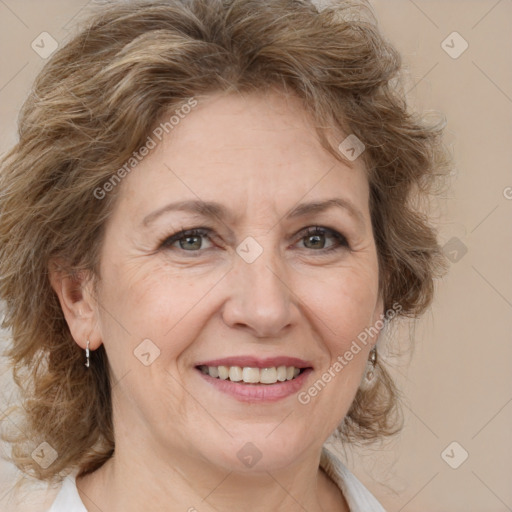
[296, 226, 349, 252]
[158, 225, 349, 254]
[159, 228, 214, 252]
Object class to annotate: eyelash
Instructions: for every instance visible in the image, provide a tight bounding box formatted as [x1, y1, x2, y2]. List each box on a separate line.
[158, 226, 350, 255]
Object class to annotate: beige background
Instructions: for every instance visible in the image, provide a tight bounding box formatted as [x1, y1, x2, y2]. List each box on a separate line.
[0, 1, 511, 511]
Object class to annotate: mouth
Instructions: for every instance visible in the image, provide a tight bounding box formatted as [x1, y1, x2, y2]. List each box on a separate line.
[197, 364, 306, 384]
[194, 356, 313, 402]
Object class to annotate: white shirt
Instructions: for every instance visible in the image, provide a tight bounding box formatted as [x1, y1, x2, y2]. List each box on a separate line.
[47, 445, 386, 512]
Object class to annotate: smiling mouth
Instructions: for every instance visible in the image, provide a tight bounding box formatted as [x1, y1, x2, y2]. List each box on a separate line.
[197, 365, 307, 385]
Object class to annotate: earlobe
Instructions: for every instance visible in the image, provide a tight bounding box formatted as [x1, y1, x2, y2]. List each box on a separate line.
[48, 259, 102, 350]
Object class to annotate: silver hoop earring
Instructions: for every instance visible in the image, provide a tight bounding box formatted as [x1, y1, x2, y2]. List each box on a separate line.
[365, 346, 377, 383]
[85, 340, 90, 368]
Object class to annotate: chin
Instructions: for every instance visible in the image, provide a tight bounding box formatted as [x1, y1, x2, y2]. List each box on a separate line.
[191, 427, 319, 474]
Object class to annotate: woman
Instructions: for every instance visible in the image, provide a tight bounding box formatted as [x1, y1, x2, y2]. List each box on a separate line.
[0, 0, 450, 510]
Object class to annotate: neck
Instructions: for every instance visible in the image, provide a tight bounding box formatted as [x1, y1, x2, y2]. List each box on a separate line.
[76, 441, 347, 512]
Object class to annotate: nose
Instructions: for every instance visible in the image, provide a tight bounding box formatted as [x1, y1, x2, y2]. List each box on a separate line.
[221, 245, 298, 338]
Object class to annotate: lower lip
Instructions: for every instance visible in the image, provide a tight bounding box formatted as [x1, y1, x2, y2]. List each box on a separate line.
[196, 368, 313, 402]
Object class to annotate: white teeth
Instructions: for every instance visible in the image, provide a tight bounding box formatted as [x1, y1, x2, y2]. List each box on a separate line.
[242, 367, 260, 383]
[228, 366, 243, 382]
[218, 365, 229, 380]
[200, 365, 303, 384]
[260, 367, 278, 384]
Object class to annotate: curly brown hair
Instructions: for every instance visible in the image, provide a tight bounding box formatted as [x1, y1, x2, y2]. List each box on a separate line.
[0, 0, 451, 482]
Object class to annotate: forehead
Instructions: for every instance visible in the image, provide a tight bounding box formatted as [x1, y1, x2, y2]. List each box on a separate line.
[112, 89, 370, 225]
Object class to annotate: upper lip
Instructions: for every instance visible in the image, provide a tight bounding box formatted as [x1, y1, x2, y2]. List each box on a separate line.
[196, 356, 313, 369]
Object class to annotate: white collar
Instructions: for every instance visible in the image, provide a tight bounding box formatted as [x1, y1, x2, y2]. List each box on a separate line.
[320, 445, 387, 512]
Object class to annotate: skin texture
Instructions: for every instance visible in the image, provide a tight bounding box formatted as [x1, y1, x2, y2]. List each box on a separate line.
[50, 89, 383, 512]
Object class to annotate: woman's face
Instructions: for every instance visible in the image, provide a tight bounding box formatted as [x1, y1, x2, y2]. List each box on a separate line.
[90, 90, 383, 472]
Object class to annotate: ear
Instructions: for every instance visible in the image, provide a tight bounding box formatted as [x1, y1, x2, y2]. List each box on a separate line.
[48, 258, 102, 351]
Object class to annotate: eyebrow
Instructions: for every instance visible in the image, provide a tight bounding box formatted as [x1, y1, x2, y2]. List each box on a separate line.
[142, 198, 365, 228]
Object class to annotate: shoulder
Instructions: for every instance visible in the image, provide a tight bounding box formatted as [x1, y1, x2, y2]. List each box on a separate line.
[320, 445, 387, 512]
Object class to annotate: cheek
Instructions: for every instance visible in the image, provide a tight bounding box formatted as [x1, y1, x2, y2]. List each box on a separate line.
[96, 262, 217, 423]
[98, 259, 224, 365]
[306, 264, 380, 351]
[295, 266, 379, 427]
